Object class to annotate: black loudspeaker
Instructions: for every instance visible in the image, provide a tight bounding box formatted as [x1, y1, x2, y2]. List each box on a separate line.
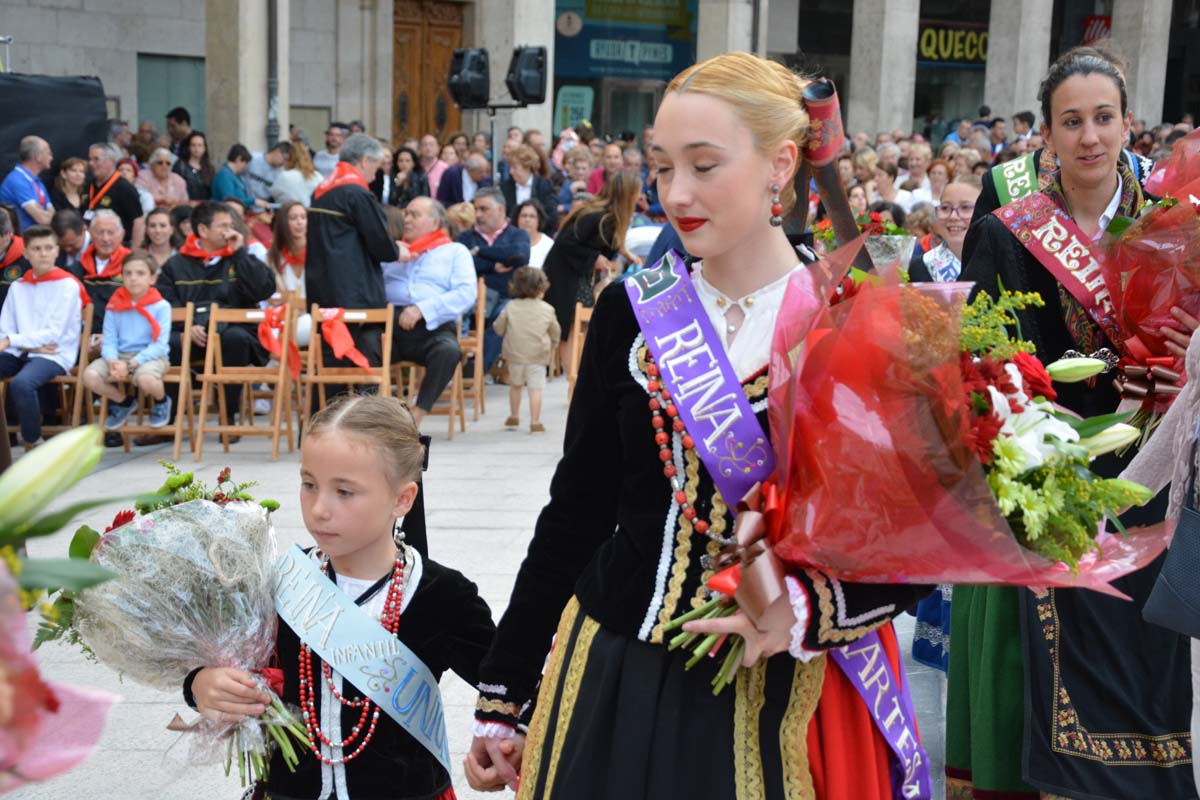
[448, 48, 490, 109]
[505, 46, 547, 106]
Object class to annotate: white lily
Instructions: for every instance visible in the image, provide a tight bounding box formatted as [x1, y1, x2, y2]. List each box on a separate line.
[1078, 423, 1141, 458]
[988, 385, 1080, 470]
[0, 426, 103, 532]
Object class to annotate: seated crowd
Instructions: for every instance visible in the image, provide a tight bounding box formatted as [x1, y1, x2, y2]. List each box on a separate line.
[0, 103, 1192, 450]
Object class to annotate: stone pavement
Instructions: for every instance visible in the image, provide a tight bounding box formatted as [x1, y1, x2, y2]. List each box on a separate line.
[19, 379, 946, 799]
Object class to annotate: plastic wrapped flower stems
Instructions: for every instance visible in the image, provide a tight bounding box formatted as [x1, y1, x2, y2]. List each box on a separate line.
[74, 500, 306, 786]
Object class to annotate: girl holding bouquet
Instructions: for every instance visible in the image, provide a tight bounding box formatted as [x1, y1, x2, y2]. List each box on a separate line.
[465, 52, 929, 800]
[952, 45, 1198, 800]
[186, 395, 497, 800]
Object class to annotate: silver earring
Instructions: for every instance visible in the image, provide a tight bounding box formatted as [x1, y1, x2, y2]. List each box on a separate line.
[392, 519, 406, 547]
[769, 184, 783, 227]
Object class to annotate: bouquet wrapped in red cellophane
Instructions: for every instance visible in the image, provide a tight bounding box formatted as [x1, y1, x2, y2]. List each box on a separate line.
[1099, 130, 1200, 424]
[762, 267, 1171, 597]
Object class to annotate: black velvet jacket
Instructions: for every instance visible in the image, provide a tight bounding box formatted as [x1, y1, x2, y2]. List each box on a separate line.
[475, 279, 931, 728]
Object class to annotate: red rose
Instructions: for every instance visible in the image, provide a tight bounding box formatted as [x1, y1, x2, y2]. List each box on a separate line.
[1012, 351, 1057, 401]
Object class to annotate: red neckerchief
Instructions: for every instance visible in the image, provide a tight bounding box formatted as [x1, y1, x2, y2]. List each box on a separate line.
[0, 237, 24, 269]
[87, 171, 121, 210]
[473, 220, 509, 247]
[405, 229, 452, 258]
[178, 234, 235, 261]
[312, 162, 369, 200]
[257, 305, 301, 380]
[318, 308, 371, 372]
[282, 247, 306, 267]
[106, 286, 165, 341]
[20, 267, 91, 306]
[79, 243, 130, 279]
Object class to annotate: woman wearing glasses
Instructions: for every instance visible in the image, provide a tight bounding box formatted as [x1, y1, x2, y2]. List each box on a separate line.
[907, 176, 981, 283]
[135, 148, 190, 210]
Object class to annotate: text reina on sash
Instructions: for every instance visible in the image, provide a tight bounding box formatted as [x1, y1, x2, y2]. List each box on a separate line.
[635, 277, 744, 455]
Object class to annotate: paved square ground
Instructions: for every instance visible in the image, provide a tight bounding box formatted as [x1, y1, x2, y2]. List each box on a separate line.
[21, 379, 946, 799]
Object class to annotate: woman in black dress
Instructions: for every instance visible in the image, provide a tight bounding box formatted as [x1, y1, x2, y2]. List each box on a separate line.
[541, 170, 640, 367]
[173, 131, 214, 202]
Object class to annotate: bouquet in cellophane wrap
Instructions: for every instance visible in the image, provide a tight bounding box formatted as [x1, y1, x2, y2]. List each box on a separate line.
[763, 267, 1171, 594]
[72, 495, 307, 786]
[1099, 128, 1200, 436]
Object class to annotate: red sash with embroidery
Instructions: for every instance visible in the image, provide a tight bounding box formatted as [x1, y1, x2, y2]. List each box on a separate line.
[317, 308, 372, 372]
[20, 267, 91, 306]
[107, 286, 165, 341]
[993, 192, 1124, 351]
[256, 305, 301, 379]
[312, 162, 369, 200]
[80, 244, 130, 279]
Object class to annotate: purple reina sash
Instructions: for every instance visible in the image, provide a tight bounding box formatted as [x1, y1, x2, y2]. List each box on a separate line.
[994, 192, 1124, 349]
[626, 252, 931, 796]
[624, 250, 774, 505]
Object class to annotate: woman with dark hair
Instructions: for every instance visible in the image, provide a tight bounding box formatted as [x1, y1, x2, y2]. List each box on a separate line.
[267, 201, 308, 299]
[143, 207, 178, 269]
[173, 131, 214, 201]
[388, 146, 429, 209]
[515, 199, 554, 268]
[948, 44, 1196, 800]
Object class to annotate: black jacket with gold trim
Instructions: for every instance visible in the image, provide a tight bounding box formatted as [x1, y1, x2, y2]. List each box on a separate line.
[475, 279, 930, 728]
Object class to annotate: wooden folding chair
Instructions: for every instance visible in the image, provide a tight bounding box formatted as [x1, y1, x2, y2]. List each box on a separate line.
[284, 293, 313, 433]
[39, 303, 96, 435]
[0, 303, 95, 442]
[393, 322, 467, 440]
[458, 278, 487, 420]
[194, 304, 295, 462]
[566, 302, 594, 403]
[303, 304, 394, 424]
[96, 303, 196, 461]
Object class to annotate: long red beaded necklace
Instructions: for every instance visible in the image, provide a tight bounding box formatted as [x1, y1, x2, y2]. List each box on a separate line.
[646, 357, 735, 546]
[298, 547, 408, 766]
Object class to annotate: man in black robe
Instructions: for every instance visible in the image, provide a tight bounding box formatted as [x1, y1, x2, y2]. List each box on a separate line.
[305, 133, 399, 370]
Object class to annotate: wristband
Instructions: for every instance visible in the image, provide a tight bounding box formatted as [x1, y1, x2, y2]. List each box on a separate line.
[182, 666, 203, 709]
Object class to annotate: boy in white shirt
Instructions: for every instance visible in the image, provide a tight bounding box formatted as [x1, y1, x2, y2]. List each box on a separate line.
[0, 225, 84, 449]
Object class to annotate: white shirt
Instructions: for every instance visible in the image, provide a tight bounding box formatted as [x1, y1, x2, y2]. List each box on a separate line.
[691, 261, 803, 381]
[528, 233, 554, 269]
[271, 169, 322, 205]
[1097, 174, 1124, 241]
[461, 169, 479, 203]
[515, 175, 533, 206]
[0, 273, 83, 372]
[313, 149, 340, 178]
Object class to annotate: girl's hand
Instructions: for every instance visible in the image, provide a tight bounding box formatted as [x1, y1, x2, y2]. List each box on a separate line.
[1160, 305, 1200, 359]
[464, 733, 525, 792]
[191, 667, 270, 723]
[682, 594, 797, 667]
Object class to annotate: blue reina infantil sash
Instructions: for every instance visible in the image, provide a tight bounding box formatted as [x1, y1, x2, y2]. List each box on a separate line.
[625, 252, 932, 799]
[624, 250, 774, 506]
[273, 545, 451, 771]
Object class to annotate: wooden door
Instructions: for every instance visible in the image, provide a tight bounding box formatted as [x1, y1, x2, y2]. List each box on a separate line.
[392, 0, 464, 145]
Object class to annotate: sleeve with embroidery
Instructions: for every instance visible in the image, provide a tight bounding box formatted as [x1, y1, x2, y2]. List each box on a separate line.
[790, 568, 930, 652]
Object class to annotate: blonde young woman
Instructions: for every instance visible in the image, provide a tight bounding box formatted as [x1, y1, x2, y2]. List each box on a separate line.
[270, 142, 322, 205]
[466, 51, 928, 800]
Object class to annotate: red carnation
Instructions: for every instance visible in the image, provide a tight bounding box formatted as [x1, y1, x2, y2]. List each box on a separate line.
[260, 667, 284, 697]
[104, 509, 136, 533]
[1011, 351, 1057, 401]
[217, 467, 232, 484]
[968, 412, 1004, 464]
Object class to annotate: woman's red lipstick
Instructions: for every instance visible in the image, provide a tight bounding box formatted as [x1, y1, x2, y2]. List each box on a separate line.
[676, 217, 708, 232]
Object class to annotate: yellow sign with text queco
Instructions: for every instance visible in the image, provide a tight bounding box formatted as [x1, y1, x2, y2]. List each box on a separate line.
[918, 22, 988, 66]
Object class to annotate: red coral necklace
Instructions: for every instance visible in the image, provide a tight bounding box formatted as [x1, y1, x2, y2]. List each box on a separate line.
[298, 548, 407, 765]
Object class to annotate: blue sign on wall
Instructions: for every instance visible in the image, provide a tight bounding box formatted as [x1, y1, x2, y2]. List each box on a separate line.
[555, 0, 697, 82]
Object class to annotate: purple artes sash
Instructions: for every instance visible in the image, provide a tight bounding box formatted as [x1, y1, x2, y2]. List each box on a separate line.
[624, 250, 774, 506]
[626, 252, 932, 796]
[994, 192, 1124, 350]
[831, 636, 932, 800]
